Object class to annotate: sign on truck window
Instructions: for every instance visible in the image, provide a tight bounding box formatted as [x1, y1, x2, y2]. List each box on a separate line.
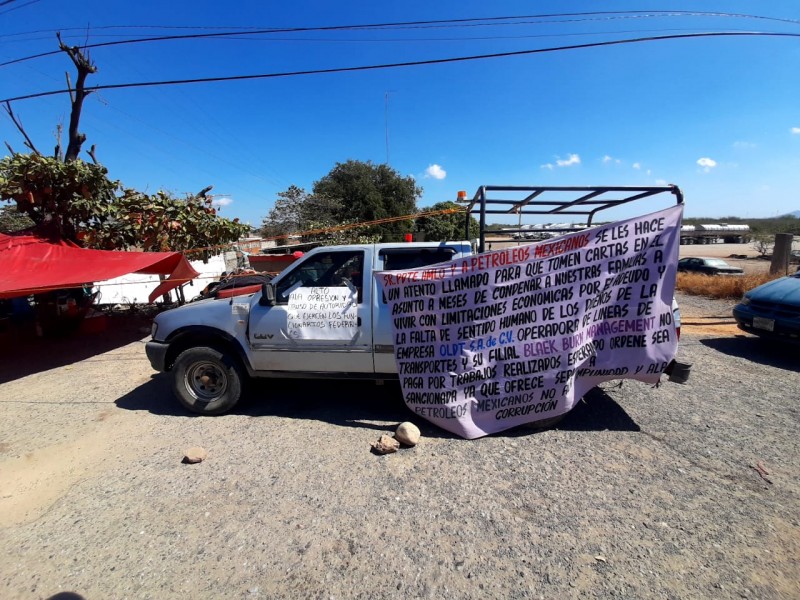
[375, 205, 683, 439]
[286, 286, 358, 340]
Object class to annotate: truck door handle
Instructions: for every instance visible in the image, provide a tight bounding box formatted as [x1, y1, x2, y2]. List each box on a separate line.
[357, 317, 362, 327]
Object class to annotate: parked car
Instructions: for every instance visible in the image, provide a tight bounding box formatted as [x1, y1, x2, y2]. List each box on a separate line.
[677, 257, 744, 275]
[733, 272, 800, 343]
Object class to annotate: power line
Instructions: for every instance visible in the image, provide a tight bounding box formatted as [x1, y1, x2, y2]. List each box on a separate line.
[2, 10, 798, 67]
[6, 10, 800, 39]
[4, 26, 773, 47]
[2, 31, 798, 104]
[0, 0, 39, 16]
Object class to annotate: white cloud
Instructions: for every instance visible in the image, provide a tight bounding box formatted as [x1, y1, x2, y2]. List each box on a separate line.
[556, 153, 581, 167]
[655, 179, 668, 185]
[602, 155, 621, 165]
[540, 163, 554, 170]
[632, 162, 641, 170]
[213, 197, 233, 207]
[792, 127, 800, 135]
[646, 169, 652, 176]
[696, 157, 717, 172]
[424, 164, 447, 180]
[602, 155, 613, 163]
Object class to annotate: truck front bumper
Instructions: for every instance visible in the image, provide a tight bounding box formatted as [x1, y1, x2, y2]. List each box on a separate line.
[145, 340, 170, 372]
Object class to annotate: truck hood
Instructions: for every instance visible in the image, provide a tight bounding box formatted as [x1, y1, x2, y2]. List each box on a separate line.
[153, 295, 255, 340]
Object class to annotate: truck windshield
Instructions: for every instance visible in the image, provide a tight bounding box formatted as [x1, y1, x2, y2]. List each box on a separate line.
[275, 250, 364, 303]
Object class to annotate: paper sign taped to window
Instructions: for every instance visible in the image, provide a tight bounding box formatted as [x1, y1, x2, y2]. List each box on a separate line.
[286, 287, 358, 340]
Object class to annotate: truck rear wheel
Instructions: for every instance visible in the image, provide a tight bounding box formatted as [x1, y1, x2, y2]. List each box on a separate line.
[172, 346, 243, 415]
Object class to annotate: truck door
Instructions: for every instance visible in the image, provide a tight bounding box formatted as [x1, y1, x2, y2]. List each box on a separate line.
[248, 249, 373, 373]
[373, 246, 459, 373]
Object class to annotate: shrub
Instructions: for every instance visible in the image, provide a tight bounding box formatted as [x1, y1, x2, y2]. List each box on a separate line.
[675, 272, 779, 300]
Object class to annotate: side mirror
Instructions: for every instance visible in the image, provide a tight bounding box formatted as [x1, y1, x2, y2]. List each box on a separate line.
[259, 282, 276, 306]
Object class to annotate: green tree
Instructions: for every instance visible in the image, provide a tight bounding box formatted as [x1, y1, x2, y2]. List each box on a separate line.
[259, 185, 308, 243]
[0, 153, 119, 241]
[415, 201, 478, 241]
[259, 185, 378, 245]
[87, 188, 249, 261]
[0, 154, 249, 258]
[312, 160, 420, 241]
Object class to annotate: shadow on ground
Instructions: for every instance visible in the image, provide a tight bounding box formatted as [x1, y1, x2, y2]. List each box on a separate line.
[558, 387, 641, 432]
[0, 314, 152, 384]
[700, 336, 800, 371]
[116, 375, 639, 438]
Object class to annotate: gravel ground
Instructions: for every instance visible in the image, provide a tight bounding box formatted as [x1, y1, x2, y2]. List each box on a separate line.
[1, 297, 799, 600]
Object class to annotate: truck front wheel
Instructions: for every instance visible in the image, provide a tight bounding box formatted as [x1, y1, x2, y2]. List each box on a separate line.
[172, 346, 244, 415]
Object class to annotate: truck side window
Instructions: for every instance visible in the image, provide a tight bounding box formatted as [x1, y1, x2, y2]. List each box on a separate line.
[380, 248, 456, 303]
[275, 250, 364, 304]
[381, 248, 455, 271]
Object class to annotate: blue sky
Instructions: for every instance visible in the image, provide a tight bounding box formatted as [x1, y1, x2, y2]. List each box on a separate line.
[1, 1, 799, 229]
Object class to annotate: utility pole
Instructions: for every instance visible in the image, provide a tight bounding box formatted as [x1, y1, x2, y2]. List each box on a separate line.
[384, 90, 395, 165]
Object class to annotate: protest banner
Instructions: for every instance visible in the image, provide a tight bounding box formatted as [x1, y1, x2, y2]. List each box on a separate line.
[375, 204, 683, 439]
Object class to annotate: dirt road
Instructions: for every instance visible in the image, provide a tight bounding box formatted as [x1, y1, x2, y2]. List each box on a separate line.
[1, 300, 799, 599]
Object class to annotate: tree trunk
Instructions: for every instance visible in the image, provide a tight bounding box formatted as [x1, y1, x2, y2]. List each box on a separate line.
[58, 34, 97, 162]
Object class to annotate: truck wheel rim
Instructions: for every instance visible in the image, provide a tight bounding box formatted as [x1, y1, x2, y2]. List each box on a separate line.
[185, 361, 228, 401]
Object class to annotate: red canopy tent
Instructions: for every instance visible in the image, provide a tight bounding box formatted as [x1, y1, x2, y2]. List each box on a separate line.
[0, 232, 199, 303]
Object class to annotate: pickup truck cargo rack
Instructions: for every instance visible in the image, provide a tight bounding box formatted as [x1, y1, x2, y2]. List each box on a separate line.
[463, 185, 684, 253]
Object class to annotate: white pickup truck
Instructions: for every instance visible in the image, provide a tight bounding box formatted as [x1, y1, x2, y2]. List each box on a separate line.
[146, 242, 475, 414]
[146, 185, 689, 416]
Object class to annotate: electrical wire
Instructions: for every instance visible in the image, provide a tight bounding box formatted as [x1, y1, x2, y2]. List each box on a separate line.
[7, 10, 800, 38]
[2, 31, 798, 104]
[0, 0, 40, 16]
[188, 206, 464, 254]
[2, 10, 798, 66]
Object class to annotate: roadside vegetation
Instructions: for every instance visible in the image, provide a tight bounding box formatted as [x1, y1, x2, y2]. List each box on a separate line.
[259, 164, 480, 245]
[676, 271, 779, 300]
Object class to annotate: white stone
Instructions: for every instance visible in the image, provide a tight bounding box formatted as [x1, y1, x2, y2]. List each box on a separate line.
[395, 422, 421, 446]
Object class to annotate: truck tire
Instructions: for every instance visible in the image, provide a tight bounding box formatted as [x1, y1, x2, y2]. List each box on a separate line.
[172, 346, 244, 415]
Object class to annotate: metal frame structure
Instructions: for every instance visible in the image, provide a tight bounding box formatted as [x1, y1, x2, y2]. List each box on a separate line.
[464, 185, 684, 253]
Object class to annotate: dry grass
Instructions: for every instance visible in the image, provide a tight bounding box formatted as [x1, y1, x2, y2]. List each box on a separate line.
[676, 272, 779, 299]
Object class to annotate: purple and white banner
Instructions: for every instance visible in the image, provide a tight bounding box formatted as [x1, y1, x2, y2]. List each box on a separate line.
[375, 204, 683, 439]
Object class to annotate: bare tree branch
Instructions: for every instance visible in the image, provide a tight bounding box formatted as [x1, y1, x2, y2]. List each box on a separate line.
[87, 144, 98, 165]
[4, 141, 16, 156]
[57, 32, 97, 162]
[197, 185, 213, 198]
[3, 101, 41, 155]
